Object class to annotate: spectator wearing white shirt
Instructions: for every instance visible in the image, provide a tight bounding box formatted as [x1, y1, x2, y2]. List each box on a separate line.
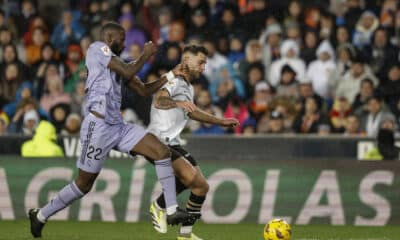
[268, 39, 306, 87]
[306, 40, 336, 99]
[203, 38, 228, 83]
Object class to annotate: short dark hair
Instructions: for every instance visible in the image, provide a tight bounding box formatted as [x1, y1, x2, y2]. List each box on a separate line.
[100, 22, 124, 39]
[361, 78, 374, 87]
[182, 45, 208, 56]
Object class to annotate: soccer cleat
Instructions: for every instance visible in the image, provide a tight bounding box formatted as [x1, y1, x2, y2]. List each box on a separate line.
[149, 201, 167, 234]
[29, 208, 45, 238]
[177, 233, 204, 240]
[166, 208, 193, 226]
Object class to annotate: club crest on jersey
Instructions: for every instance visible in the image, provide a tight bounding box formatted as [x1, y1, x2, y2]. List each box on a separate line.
[101, 45, 111, 56]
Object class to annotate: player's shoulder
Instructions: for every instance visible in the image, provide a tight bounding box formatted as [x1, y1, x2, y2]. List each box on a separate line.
[88, 41, 112, 57]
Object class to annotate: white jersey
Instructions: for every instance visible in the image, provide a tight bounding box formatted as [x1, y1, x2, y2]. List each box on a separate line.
[147, 76, 194, 146]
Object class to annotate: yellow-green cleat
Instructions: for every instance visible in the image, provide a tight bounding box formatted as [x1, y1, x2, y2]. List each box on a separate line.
[149, 201, 167, 234]
[177, 233, 204, 240]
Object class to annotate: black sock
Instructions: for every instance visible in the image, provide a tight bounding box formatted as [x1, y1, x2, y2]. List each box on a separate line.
[156, 176, 187, 209]
[184, 192, 206, 226]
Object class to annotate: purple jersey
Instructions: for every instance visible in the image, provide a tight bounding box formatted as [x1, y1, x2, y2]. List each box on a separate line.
[84, 41, 123, 124]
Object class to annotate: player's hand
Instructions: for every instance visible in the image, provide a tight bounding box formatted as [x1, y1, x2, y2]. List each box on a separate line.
[220, 118, 239, 128]
[172, 64, 191, 81]
[176, 101, 197, 113]
[143, 41, 157, 59]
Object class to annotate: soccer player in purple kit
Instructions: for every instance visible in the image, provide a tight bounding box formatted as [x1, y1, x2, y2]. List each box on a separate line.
[28, 22, 192, 238]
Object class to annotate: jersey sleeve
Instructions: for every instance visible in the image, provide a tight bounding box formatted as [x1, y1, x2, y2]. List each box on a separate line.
[162, 77, 179, 96]
[86, 42, 115, 69]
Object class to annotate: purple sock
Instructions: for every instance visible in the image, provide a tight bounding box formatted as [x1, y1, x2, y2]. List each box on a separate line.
[39, 181, 84, 220]
[154, 158, 177, 211]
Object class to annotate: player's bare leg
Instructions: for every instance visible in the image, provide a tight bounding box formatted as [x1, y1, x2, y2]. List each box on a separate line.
[132, 133, 193, 225]
[150, 156, 209, 239]
[29, 169, 98, 238]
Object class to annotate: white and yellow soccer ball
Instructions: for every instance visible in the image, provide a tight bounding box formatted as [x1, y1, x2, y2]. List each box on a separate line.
[263, 219, 292, 240]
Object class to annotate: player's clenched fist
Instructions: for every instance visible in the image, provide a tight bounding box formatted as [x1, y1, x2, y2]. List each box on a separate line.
[143, 41, 157, 58]
[221, 118, 239, 128]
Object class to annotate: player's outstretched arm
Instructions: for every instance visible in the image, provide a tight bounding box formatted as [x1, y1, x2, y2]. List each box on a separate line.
[188, 108, 239, 128]
[125, 75, 168, 96]
[153, 89, 198, 112]
[107, 41, 156, 80]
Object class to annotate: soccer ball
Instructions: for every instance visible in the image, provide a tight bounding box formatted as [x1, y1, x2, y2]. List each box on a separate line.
[263, 219, 291, 240]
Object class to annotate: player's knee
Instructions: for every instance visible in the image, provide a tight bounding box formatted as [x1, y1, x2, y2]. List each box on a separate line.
[74, 178, 95, 194]
[198, 178, 209, 195]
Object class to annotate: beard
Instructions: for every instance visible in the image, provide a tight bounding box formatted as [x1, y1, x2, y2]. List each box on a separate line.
[110, 43, 123, 56]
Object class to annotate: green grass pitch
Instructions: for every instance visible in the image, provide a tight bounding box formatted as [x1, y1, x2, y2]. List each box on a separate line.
[0, 221, 398, 240]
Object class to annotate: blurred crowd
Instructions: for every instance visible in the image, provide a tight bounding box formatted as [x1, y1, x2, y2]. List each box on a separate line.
[0, 0, 400, 138]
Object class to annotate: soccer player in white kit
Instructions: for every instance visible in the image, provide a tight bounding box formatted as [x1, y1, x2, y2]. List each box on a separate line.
[147, 45, 239, 240]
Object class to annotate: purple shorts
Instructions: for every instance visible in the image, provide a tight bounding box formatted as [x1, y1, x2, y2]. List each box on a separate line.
[77, 113, 147, 173]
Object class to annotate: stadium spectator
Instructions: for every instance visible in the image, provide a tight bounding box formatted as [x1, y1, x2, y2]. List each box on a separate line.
[21, 120, 64, 157]
[80, 0, 103, 30]
[119, 13, 147, 50]
[0, 63, 23, 104]
[241, 117, 257, 135]
[60, 113, 81, 136]
[335, 55, 378, 103]
[227, 34, 245, 65]
[259, 23, 282, 76]
[306, 40, 336, 99]
[300, 29, 318, 66]
[203, 38, 228, 83]
[13, 0, 37, 37]
[237, 39, 263, 82]
[214, 4, 243, 37]
[2, 82, 36, 118]
[352, 78, 375, 113]
[329, 43, 355, 92]
[352, 11, 379, 49]
[8, 107, 39, 136]
[64, 44, 85, 93]
[25, 27, 48, 65]
[186, 8, 211, 39]
[241, 0, 272, 37]
[50, 10, 85, 55]
[276, 64, 299, 99]
[359, 95, 395, 137]
[292, 96, 328, 134]
[39, 75, 71, 113]
[335, 26, 351, 47]
[49, 103, 71, 133]
[210, 65, 245, 109]
[0, 112, 9, 135]
[283, 0, 303, 29]
[344, 114, 365, 136]
[244, 62, 265, 98]
[377, 118, 400, 160]
[297, 79, 324, 114]
[23, 16, 48, 46]
[381, 64, 400, 115]
[150, 7, 173, 45]
[248, 81, 273, 120]
[364, 27, 399, 81]
[266, 110, 290, 134]
[1, 43, 29, 80]
[269, 39, 305, 86]
[330, 97, 352, 133]
[342, 0, 363, 37]
[270, 97, 297, 130]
